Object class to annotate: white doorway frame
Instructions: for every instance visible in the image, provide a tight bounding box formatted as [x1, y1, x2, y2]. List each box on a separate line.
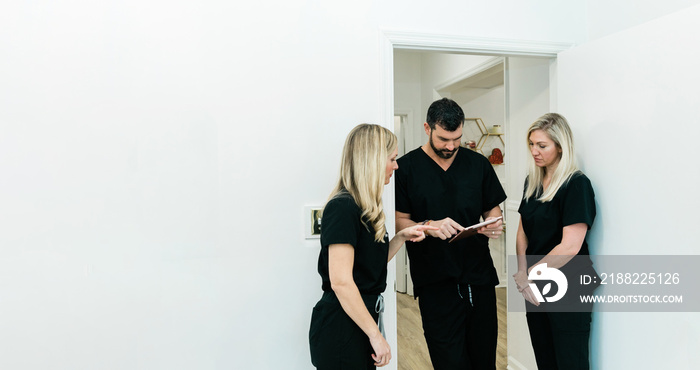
[380, 30, 573, 126]
[380, 30, 573, 370]
[392, 110, 414, 295]
[379, 29, 574, 260]
[380, 30, 573, 281]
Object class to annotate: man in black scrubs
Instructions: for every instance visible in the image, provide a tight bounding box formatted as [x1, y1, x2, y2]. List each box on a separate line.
[395, 98, 506, 369]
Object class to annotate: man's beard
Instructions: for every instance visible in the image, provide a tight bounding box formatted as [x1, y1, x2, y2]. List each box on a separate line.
[430, 133, 457, 159]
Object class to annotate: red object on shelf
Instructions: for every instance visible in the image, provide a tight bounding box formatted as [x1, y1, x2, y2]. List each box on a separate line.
[489, 148, 503, 164]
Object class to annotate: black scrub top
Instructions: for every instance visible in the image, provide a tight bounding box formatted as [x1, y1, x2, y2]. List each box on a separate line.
[395, 148, 506, 294]
[317, 193, 389, 295]
[518, 172, 596, 270]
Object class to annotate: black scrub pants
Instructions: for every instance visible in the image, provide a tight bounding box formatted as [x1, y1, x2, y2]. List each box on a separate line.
[526, 311, 592, 370]
[309, 291, 380, 370]
[418, 283, 497, 370]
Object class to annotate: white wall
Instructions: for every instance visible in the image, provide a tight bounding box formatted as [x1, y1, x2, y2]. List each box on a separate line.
[419, 54, 495, 150]
[586, 0, 700, 40]
[457, 86, 505, 126]
[394, 51, 495, 151]
[558, 4, 700, 368]
[458, 85, 506, 156]
[393, 51, 424, 152]
[0, 1, 590, 369]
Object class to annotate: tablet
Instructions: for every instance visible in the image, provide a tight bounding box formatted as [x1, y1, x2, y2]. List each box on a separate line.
[448, 216, 503, 243]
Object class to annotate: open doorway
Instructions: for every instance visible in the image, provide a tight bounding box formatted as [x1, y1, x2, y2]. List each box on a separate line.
[393, 49, 509, 369]
[394, 51, 508, 289]
[391, 44, 555, 369]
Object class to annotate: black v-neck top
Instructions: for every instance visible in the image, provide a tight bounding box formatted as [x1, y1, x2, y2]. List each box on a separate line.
[518, 172, 596, 257]
[317, 193, 390, 295]
[395, 148, 506, 294]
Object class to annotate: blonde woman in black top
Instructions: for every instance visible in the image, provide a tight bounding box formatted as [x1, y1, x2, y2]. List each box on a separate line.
[309, 124, 436, 369]
[513, 113, 597, 370]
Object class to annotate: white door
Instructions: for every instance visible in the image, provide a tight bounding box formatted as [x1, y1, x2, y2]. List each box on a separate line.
[503, 56, 553, 255]
[394, 114, 410, 294]
[504, 56, 553, 370]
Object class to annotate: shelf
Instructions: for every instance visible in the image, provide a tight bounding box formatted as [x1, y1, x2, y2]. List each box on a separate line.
[477, 132, 505, 148]
[464, 118, 505, 165]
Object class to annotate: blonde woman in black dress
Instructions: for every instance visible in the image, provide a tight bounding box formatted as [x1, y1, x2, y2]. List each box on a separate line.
[309, 124, 436, 369]
[513, 113, 597, 370]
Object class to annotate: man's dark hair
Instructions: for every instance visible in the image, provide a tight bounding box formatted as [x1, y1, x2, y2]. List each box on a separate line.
[426, 98, 465, 131]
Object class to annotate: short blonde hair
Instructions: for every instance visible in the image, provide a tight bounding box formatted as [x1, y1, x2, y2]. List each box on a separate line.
[326, 124, 397, 242]
[524, 113, 579, 202]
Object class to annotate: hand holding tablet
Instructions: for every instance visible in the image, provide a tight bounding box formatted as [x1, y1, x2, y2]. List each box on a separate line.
[448, 216, 503, 243]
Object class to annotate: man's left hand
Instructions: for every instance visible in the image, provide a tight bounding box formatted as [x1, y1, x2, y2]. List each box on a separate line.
[477, 217, 503, 239]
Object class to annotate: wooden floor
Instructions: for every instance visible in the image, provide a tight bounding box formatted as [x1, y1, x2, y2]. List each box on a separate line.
[397, 287, 507, 370]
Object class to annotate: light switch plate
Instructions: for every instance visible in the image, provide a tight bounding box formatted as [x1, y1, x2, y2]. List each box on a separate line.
[304, 205, 322, 239]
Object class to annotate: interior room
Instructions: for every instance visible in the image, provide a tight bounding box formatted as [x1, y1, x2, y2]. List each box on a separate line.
[393, 51, 537, 368]
[2, 1, 700, 369]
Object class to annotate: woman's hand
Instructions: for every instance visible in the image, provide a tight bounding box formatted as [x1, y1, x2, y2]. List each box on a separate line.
[520, 286, 541, 306]
[513, 270, 540, 306]
[477, 216, 503, 239]
[513, 270, 529, 291]
[398, 224, 439, 243]
[369, 332, 392, 367]
[388, 224, 438, 262]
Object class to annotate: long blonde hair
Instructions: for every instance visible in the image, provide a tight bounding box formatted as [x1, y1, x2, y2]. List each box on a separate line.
[524, 113, 579, 202]
[326, 124, 397, 242]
